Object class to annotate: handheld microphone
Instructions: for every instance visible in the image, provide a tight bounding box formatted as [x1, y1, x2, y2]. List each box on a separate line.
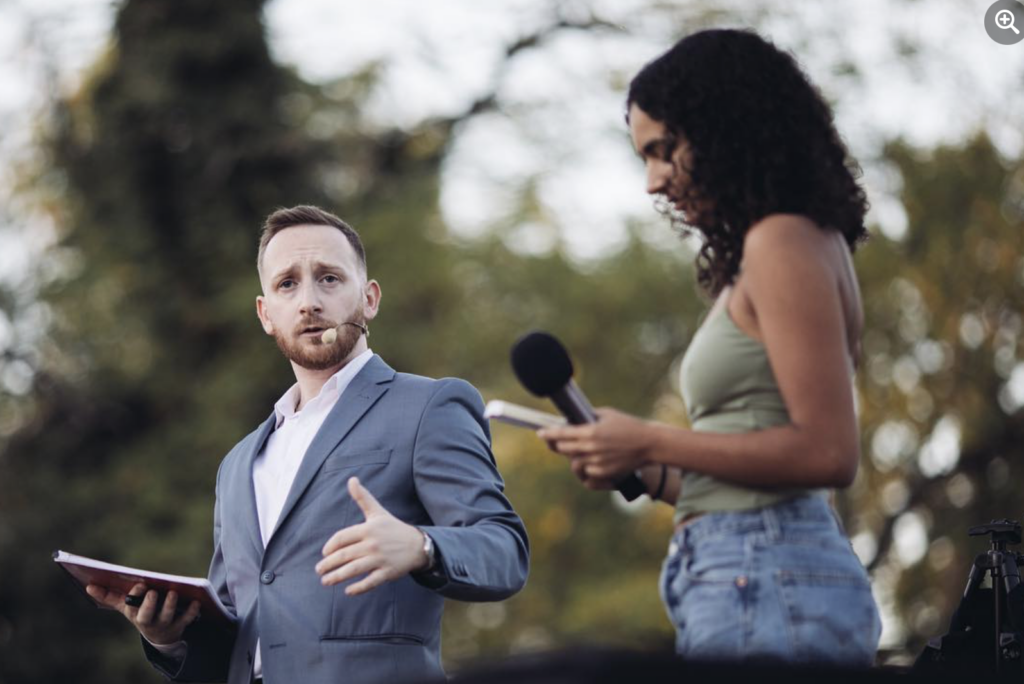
[320, 321, 369, 344]
[510, 330, 647, 502]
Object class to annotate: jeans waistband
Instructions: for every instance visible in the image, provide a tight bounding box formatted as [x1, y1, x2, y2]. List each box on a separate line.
[673, 493, 838, 546]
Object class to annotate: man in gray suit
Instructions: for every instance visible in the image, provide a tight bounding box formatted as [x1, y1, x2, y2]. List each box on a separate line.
[86, 205, 529, 684]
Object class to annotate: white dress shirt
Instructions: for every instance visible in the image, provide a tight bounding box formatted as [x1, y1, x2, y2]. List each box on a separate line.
[253, 348, 374, 546]
[154, 349, 375, 679]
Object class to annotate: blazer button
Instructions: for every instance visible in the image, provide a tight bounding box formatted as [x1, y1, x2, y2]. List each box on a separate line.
[261, 571, 276, 584]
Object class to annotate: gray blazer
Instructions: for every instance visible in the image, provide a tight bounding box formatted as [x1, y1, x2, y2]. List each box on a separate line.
[144, 355, 529, 684]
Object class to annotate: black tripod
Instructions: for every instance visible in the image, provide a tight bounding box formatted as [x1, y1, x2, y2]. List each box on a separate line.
[917, 519, 1024, 673]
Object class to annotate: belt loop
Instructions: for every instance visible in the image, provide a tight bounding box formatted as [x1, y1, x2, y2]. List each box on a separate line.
[761, 502, 781, 541]
[668, 529, 680, 557]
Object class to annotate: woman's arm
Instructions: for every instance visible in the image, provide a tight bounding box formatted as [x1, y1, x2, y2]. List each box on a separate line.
[562, 455, 682, 504]
[540, 216, 860, 490]
[638, 463, 683, 504]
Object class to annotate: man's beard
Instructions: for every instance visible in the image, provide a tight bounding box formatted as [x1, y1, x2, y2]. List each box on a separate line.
[274, 314, 365, 371]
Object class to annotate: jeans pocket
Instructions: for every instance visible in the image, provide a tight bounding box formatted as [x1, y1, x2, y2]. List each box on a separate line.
[666, 538, 749, 660]
[674, 573, 749, 660]
[660, 538, 688, 619]
[774, 568, 880, 666]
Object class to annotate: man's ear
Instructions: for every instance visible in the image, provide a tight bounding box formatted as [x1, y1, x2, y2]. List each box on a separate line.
[256, 296, 275, 335]
[362, 280, 381, 322]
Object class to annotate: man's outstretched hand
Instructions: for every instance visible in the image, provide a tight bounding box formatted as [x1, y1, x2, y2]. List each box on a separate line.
[316, 477, 431, 596]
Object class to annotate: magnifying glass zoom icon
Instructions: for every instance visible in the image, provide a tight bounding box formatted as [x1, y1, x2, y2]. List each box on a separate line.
[996, 9, 1021, 34]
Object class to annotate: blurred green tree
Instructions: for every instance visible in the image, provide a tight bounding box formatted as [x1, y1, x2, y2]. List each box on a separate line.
[7, 0, 1020, 678]
[0, 0, 339, 679]
[0, 0, 698, 680]
[848, 135, 1024, 657]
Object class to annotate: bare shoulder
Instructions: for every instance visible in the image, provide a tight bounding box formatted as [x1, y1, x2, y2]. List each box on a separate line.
[737, 214, 862, 359]
[738, 214, 839, 302]
[742, 214, 831, 264]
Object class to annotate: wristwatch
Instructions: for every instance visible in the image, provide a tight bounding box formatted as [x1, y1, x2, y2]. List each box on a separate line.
[421, 532, 437, 572]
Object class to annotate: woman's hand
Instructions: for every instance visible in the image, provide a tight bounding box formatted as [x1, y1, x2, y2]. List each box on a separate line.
[565, 457, 621, 491]
[538, 408, 656, 483]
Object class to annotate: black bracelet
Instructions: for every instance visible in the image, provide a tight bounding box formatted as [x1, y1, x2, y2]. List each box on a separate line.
[651, 464, 668, 501]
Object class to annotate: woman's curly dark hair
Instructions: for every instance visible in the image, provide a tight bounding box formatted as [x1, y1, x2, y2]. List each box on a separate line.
[627, 29, 869, 296]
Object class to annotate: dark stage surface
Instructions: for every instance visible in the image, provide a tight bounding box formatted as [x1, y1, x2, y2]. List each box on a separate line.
[414, 647, 991, 683]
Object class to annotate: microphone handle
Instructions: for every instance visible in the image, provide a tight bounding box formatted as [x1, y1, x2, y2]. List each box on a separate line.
[551, 379, 598, 424]
[550, 382, 647, 502]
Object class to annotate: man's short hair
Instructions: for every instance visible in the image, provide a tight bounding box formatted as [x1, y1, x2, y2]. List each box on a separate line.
[258, 205, 367, 277]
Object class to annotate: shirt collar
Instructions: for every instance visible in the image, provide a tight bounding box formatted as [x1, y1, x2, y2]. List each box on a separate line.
[272, 348, 374, 427]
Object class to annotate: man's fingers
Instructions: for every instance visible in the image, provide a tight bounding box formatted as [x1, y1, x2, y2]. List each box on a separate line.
[159, 591, 179, 624]
[85, 584, 104, 600]
[171, 600, 201, 632]
[348, 477, 384, 519]
[122, 583, 149, 618]
[322, 524, 365, 556]
[136, 590, 161, 624]
[316, 540, 371, 576]
[345, 569, 389, 596]
[85, 582, 195, 643]
[126, 583, 148, 603]
[86, 584, 122, 609]
[321, 556, 377, 587]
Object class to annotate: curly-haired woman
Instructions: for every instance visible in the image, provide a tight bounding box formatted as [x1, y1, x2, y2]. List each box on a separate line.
[539, 29, 881, 665]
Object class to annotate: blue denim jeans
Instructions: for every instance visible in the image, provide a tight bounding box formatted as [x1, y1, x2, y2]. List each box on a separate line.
[659, 495, 881, 666]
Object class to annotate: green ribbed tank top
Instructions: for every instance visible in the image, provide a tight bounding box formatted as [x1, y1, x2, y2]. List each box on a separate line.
[675, 303, 820, 522]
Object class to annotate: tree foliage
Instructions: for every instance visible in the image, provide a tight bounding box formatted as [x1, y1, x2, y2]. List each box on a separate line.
[2, 0, 1022, 681]
[0, 0, 696, 680]
[849, 135, 1024, 654]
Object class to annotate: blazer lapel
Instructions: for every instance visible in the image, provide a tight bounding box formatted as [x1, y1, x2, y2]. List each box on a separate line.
[268, 355, 395, 543]
[241, 413, 277, 557]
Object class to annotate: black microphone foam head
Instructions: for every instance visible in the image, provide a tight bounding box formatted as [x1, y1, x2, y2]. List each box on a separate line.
[510, 330, 575, 397]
